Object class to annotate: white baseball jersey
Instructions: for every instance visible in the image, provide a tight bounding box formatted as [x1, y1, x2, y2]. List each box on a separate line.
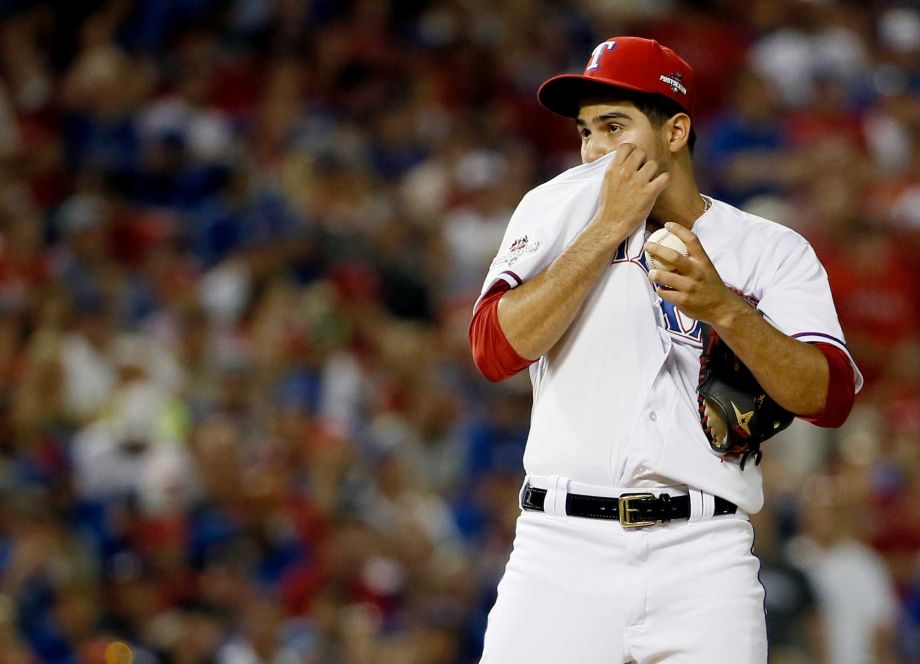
[478, 151, 861, 514]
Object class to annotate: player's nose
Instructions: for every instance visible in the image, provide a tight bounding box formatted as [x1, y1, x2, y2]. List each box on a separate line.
[582, 141, 612, 164]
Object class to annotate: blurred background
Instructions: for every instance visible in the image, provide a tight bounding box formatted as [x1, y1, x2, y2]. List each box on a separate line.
[0, 0, 917, 662]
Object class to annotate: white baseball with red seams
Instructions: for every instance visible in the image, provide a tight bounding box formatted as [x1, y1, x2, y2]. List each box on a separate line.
[474, 150, 861, 664]
[644, 226, 688, 273]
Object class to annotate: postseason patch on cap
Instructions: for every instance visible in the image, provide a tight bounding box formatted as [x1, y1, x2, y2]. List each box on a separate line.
[659, 72, 687, 95]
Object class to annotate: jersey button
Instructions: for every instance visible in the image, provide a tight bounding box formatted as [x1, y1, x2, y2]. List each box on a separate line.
[649, 411, 658, 422]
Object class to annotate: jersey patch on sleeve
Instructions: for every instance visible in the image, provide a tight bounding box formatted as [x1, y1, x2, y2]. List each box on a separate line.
[490, 235, 542, 269]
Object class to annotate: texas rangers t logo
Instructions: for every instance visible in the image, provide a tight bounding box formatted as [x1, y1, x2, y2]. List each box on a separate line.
[587, 40, 616, 71]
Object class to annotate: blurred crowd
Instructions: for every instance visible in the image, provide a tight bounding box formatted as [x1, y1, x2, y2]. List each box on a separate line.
[0, 0, 917, 662]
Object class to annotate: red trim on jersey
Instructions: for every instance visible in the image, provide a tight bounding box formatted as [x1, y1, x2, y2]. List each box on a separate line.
[470, 285, 857, 424]
[469, 282, 535, 382]
[801, 342, 856, 428]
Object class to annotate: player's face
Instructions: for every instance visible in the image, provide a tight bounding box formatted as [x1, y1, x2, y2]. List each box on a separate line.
[576, 100, 667, 168]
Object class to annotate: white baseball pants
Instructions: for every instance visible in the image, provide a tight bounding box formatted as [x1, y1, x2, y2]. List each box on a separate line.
[479, 477, 767, 664]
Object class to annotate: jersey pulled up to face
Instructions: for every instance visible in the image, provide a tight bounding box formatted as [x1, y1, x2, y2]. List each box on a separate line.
[477, 151, 861, 514]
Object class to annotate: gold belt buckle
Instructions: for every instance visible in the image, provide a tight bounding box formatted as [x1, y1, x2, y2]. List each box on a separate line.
[618, 493, 657, 528]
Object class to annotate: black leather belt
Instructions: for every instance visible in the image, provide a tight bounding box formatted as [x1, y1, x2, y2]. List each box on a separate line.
[521, 485, 737, 528]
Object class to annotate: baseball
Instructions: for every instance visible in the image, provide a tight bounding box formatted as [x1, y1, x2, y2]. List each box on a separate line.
[645, 227, 689, 273]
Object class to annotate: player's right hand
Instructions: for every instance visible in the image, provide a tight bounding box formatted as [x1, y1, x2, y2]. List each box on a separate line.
[592, 144, 670, 245]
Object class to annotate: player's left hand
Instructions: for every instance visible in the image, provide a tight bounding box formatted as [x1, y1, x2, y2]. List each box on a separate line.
[644, 222, 739, 326]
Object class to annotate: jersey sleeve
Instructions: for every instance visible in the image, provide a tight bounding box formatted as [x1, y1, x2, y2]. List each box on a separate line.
[474, 184, 590, 310]
[469, 281, 535, 381]
[756, 234, 864, 393]
[801, 343, 856, 427]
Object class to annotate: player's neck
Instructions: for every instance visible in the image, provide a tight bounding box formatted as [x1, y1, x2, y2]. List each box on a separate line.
[648, 173, 705, 230]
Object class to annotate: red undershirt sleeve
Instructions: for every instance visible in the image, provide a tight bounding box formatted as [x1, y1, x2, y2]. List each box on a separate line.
[470, 288, 857, 422]
[800, 342, 856, 428]
[469, 282, 536, 382]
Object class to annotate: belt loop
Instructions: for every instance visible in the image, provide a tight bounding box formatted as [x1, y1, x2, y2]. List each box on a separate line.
[700, 492, 716, 520]
[688, 489, 703, 523]
[688, 489, 716, 522]
[543, 475, 570, 518]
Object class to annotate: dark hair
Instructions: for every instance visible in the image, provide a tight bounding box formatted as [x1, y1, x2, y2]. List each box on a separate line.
[629, 91, 697, 154]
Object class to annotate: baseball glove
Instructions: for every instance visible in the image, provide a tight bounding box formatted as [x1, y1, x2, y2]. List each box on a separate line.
[697, 323, 794, 469]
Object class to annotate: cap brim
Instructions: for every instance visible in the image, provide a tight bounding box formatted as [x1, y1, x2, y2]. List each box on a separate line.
[537, 74, 673, 118]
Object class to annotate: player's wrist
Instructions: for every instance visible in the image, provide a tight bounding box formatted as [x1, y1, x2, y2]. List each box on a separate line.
[585, 212, 637, 252]
[709, 291, 751, 333]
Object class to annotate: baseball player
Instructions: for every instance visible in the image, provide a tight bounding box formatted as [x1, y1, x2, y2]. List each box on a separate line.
[468, 37, 860, 664]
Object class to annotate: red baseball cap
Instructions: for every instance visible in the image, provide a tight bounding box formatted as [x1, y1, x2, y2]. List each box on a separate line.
[538, 37, 696, 119]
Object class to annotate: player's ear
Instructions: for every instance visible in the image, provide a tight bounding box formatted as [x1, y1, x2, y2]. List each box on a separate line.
[664, 113, 691, 154]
